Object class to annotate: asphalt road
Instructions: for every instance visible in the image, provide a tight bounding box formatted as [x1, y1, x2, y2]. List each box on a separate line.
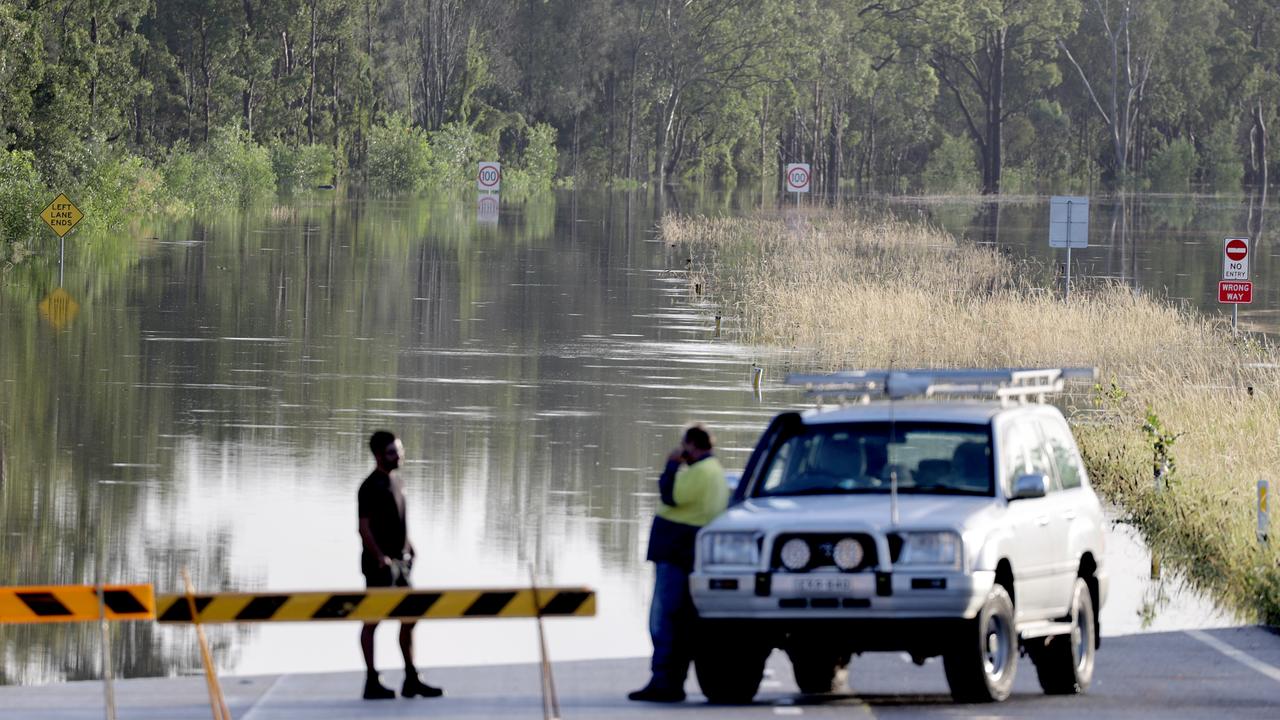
[1, 626, 1277, 719]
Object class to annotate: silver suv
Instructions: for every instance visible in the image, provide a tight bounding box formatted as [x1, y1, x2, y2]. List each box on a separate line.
[690, 369, 1107, 703]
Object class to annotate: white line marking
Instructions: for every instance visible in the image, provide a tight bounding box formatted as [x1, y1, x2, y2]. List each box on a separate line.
[773, 708, 804, 716]
[239, 674, 287, 720]
[1187, 630, 1280, 683]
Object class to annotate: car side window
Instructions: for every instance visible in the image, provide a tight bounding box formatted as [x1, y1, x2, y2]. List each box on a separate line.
[1039, 417, 1085, 490]
[761, 440, 794, 491]
[1002, 421, 1055, 493]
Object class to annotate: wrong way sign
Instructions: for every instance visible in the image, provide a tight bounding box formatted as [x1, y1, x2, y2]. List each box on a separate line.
[1223, 237, 1250, 280]
[1219, 281, 1252, 304]
[785, 164, 810, 193]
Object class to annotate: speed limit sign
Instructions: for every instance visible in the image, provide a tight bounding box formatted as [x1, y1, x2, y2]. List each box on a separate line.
[785, 163, 811, 193]
[477, 162, 501, 192]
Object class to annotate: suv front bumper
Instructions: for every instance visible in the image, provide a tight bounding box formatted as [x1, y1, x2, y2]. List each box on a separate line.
[691, 569, 995, 621]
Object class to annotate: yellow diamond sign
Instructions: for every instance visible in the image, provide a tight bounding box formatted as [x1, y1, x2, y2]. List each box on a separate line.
[40, 194, 83, 237]
[39, 288, 80, 330]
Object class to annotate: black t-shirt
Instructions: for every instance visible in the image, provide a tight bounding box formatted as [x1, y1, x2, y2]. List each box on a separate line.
[358, 470, 407, 573]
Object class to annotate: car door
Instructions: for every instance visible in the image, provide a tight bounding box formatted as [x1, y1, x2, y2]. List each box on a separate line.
[1038, 413, 1094, 615]
[998, 417, 1061, 621]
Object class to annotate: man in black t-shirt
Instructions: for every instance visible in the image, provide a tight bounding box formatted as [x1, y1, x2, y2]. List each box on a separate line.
[357, 430, 443, 701]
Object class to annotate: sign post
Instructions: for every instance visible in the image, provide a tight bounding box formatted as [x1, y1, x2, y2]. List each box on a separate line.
[40, 193, 83, 287]
[785, 163, 810, 205]
[1049, 196, 1089, 300]
[1260, 479, 1270, 545]
[1221, 238, 1251, 333]
[477, 162, 501, 194]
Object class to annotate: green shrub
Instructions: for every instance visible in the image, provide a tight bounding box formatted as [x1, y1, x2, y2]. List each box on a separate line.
[429, 121, 494, 187]
[161, 128, 275, 209]
[923, 134, 978, 194]
[0, 150, 43, 243]
[520, 123, 558, 189]
[1146, 138, 1196, 193]
[1200, 123, 1244, 192]
[78, 151, 162, 230]
[367, 114, 433, 192]
[272, 143, 338, 189]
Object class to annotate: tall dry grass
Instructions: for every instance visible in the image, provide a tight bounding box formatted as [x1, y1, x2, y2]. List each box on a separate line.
[666, 210, 1280, 624]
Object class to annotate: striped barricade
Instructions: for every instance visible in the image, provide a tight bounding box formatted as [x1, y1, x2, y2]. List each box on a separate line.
[155, 587, 596, 624]
[0, 585, 156, 624]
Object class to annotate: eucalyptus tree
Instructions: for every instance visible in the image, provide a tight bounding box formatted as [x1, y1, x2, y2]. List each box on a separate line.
[1221, 0, 1278, 188]
[928, 0, 1079, 194]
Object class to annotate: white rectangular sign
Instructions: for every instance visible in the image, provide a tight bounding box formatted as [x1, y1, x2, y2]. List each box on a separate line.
[477, 162, 501, 192]
[785, 163, 811, 193]
[1223, 237, 1250, 281]
[1049, 196, 1089, 249]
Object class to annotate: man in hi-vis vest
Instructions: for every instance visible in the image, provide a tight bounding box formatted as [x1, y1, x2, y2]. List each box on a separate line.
[629, 424, 728, 703]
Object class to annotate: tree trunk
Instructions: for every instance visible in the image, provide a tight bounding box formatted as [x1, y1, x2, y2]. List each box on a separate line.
[982, 29, 1005, 194]
[307, 0, 318, 144]
[1250, 98, 1269, 189]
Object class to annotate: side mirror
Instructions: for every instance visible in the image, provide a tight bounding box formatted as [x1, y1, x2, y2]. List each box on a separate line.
[1012, 473, 1049, 500]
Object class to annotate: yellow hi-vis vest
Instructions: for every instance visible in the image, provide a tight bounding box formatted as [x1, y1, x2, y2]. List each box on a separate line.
[657, 456, 728, 527]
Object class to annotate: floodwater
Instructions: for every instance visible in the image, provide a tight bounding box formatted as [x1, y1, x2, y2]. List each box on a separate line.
[0, 190, 1246, 686]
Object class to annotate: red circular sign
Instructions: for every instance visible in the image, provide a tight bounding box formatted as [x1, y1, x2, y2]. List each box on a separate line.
[1226, 239, 1248, 261]
[478, 165, 501, 187]
[787, 167, 810, 190]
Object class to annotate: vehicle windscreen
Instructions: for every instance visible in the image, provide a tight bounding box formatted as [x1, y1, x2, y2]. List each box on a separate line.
[752, 422, 994, 497]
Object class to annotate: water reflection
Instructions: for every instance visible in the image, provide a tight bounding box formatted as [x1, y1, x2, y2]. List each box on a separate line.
[897, 192, 1279, 332]
[0, 189, 1254, 685]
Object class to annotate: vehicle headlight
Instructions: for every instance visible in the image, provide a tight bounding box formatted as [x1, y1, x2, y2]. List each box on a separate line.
[701, 533, 759, 567]
[779, 538, 812, 571]
[832, 537, 865, 570]
[897, 532, 961, 568]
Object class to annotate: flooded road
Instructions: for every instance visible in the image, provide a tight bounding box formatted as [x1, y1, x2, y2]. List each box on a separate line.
[0, 191, 1242, 685]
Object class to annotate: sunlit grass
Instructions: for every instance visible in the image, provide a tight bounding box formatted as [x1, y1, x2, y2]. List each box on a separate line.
[666, 210, 1280, 624]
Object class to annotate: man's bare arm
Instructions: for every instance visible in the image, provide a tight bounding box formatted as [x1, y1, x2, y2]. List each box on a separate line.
[359, 517, 390, 566]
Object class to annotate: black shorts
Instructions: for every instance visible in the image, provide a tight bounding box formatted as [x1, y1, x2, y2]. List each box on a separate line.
[363, 560, 411, 588]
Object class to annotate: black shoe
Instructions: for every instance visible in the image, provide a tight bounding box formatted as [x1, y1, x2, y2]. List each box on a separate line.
[402, 675, 444, 698]
[363, 677, 396, 700]
[627, 683, 686, 703]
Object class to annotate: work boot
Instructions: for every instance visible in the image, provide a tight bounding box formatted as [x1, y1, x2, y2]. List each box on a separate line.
[362, 674, 396, 700]
[402, 673, 444, 698]
[627, 682, 686, 703]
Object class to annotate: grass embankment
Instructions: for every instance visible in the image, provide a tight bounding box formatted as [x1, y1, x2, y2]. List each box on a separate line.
[666, 211, 1280, 624]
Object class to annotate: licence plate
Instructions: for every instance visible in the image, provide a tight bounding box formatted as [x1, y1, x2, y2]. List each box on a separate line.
[788, 576, 857, 594]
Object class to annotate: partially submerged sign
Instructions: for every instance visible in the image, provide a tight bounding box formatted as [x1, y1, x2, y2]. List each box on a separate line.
[38, 287, 80, 330]
[40, 194, 83, 237]
[1048, 196, 1089, 249]
[785, 163, 810, 193]
[477, 193, 499, 225]
[477, 162, 501, 192]
[1223, 237, 1250, 281]
[1219, 281, 1252, 304]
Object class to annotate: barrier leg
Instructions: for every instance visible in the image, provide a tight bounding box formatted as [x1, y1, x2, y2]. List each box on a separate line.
[97, 585, 117, 720]
[530, 566, 561, 720]
[182, 569, 231, 720]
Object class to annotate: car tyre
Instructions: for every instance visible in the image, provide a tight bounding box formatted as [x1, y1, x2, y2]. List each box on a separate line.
[942, 584, 1017, 703]
[1029, 577, 1096, 695]
[786, 646, 850, 694]
[694, 625, 770, 704]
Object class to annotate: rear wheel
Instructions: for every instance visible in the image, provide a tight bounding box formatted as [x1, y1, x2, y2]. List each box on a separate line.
[942, 584, 1017, 703]
[1029, 578, 1096, 694]
[694, 626, 771, 704]
[785, 646, 850, 694]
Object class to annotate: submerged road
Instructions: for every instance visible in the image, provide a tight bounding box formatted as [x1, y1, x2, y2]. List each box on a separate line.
[1, 626, 1276, 719]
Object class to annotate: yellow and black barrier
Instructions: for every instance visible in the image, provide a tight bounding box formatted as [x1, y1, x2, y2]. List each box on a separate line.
[155, 586, 596, 624]
[0, 585, 155, 624]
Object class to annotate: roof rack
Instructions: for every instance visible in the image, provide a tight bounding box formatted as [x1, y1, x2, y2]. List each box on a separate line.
[784, 367, 1099, 406]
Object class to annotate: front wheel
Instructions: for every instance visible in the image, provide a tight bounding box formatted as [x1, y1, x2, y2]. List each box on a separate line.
[694, 626, 771, 704]
[1029, 577, 1096, 694]
[942, 584, 1017, 703]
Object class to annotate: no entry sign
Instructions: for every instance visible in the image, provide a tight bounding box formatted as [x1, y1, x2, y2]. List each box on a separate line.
[1223, 237, 1250, 280]
[1219, 281, 1252, 304]
[785, 163, 810, 193]
[477, 162, 501, 192]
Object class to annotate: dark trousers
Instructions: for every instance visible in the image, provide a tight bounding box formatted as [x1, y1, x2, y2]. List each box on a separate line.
[649, 561, 696, 690]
